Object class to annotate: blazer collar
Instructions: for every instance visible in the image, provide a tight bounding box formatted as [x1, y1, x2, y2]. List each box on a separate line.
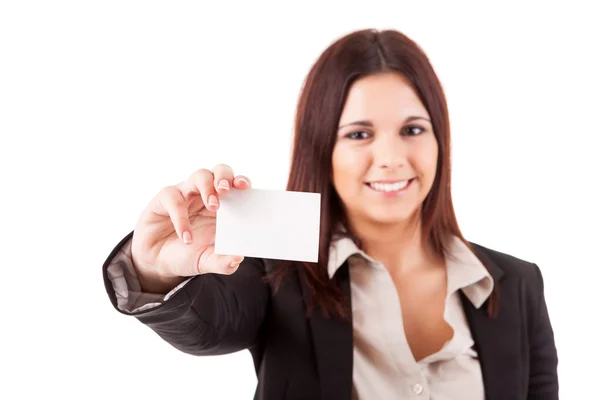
[328, 235, 496, 308]
[461, 243, 511, 400]
[300, 241, 509, 400]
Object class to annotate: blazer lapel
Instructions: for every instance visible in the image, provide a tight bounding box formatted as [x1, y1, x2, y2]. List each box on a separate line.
[300, 261, 353, 400]
[463, 244, 510, 400]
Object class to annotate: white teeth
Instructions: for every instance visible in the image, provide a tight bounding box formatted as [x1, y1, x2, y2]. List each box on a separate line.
[369, 180, 410, 192]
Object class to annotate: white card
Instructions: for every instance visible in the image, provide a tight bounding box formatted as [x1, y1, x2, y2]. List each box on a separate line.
[214, 188, 321, 262]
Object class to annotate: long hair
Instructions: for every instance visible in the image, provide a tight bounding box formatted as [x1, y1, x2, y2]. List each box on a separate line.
[268, 29, 498, 320]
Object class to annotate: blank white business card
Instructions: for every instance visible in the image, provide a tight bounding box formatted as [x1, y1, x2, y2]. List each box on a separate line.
[214, 188, 321, 262]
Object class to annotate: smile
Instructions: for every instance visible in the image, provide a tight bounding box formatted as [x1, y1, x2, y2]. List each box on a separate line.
[366, 179, 414, 195]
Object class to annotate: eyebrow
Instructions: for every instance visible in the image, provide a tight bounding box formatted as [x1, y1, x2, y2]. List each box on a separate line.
[337, 116, 431, 130]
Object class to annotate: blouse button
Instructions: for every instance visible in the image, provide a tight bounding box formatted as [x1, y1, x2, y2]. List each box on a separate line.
[412, 383, 424, 395]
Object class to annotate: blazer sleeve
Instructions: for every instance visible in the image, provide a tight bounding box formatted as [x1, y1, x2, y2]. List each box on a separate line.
[528, 264, 559, 399]
[103, 231, 270, 356]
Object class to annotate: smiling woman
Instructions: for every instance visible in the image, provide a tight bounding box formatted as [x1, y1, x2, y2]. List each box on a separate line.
[102, 28, 558, 400]
[280, 30, 480, 324]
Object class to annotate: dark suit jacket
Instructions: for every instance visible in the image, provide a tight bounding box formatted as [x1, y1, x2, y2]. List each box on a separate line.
[103, 232, 559, 400]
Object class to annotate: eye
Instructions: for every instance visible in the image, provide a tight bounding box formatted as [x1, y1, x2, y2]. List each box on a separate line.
[345, 131, 371, 140]
[403, 125, 426, 136]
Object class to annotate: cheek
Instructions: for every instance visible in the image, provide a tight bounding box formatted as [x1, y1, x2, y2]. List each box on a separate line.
[416, 138, 439, 180]
[332, 147, 368, 191]
[422, 153, 438, 177]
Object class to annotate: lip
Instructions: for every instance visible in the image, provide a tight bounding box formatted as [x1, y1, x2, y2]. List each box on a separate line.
[366, 179, 413, 184]
[365, 178, 415, 197]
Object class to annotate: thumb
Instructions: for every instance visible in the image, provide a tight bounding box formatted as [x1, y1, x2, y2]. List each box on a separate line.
[200, 247, 245, 275]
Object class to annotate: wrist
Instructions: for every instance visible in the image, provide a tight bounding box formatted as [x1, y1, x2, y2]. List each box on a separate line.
[133, 258, 186, 294]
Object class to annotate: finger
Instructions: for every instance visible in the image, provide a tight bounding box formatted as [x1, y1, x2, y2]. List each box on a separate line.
[178, 168, 210, 198]
[219, 255, 245, 274]
[212, 164, 235, 194]
[184, 168, 219, 212]
[198, 246, 245, 275]
[157, 186, 193, 244]
[232, 175, 252, 190]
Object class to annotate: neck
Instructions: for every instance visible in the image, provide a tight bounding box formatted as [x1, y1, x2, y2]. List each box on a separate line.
[347, 211, 440, 275]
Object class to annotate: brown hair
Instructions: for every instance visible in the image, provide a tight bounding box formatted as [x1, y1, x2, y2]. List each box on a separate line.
[269, 28, 498, 320]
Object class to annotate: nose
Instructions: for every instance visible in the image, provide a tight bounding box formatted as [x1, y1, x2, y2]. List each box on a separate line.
[372, 133, 407, 170]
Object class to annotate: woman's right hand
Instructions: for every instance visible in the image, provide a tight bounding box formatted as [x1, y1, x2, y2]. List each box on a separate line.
[130, 164, 251, 292]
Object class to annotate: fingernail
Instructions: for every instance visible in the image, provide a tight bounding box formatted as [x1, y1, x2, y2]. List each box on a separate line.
[237, 177, 249, 186]
[183, 231, 192, 244]
[218, 179, 230, 190]
[208, 195, 218, 208]
[229, 261, 240, 269]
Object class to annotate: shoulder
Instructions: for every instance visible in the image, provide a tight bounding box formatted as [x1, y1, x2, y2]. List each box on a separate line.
[468, 241, 544, 289]
[468, 242, 550, 324]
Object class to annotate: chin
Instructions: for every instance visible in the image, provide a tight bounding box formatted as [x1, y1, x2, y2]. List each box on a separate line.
[363, 209, 419, 226]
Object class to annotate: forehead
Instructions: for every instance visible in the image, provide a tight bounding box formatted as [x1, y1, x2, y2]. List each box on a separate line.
[339, 72, 428, 123]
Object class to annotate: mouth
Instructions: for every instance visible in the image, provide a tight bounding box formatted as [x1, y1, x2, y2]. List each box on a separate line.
[365, 178, 415, 195]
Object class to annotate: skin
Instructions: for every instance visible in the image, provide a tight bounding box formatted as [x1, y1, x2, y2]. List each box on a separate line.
[332, 72, 453, 361]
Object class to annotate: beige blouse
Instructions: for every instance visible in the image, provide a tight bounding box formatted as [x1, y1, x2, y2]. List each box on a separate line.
[328, 235, 494, 399]
[107, 234, 493, 399]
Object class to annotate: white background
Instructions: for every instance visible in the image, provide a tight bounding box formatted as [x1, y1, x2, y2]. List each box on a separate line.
[1, 1, 598, 399]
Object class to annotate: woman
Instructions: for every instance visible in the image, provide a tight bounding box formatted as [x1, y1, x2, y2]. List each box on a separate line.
[103, 29, 558, 399]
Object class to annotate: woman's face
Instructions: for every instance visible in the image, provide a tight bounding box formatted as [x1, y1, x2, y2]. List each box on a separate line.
[332, 72, 439, 228]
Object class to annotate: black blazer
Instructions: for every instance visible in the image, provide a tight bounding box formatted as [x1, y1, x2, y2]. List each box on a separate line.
[103, 232, 559, 400]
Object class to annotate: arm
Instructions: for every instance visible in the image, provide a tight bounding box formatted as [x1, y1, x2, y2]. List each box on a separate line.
[103, 231, 270, 356]
[528, 264, 559, 399]
[104, 231, 191, 313]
